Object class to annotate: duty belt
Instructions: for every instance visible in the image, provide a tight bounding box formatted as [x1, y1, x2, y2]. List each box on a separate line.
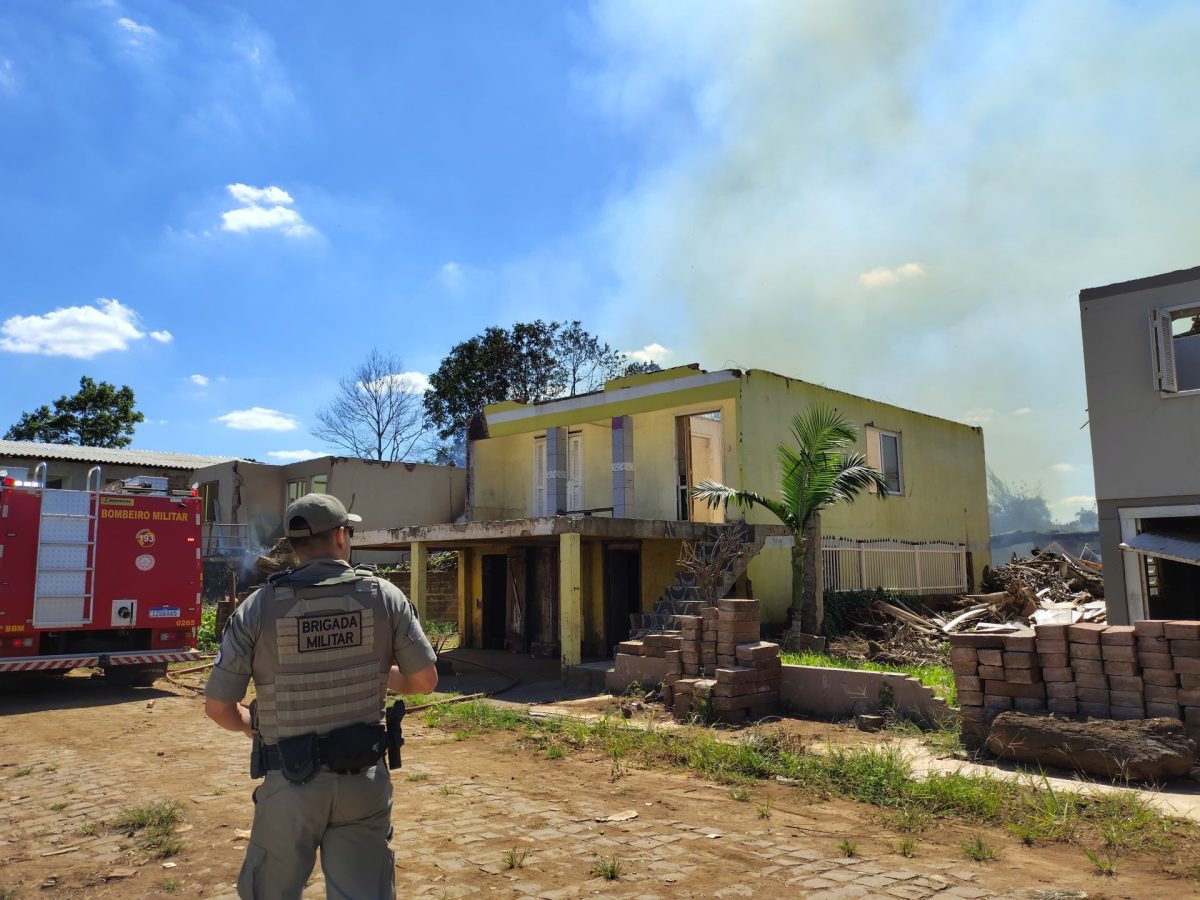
[260, 738, 384, 776]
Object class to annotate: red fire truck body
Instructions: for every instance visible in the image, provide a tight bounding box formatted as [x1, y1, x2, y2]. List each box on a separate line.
[0, 467, 203, 681]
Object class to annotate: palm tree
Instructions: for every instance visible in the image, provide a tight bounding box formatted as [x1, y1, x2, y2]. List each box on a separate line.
[692, 404, 888, 635]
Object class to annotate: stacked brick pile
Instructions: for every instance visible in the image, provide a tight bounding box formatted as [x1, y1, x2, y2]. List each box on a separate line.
[951, 620, 1200, 744]
[1135, 620, 1200, 732]
[669, 599, 781, 724]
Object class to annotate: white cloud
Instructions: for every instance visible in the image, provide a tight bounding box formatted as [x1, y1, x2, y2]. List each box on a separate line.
[0, 58, 17, 94]
[958, 408, 996, 426]
[116, 16, 155, 37]
[1050, 463, 1074, 473]
[622, 342, 671, 365]
[1012, 407, 1033, 416]
[360, 371, 431, 394]
[858, 262, 925, 288]
[268, 449, 322, 461]
[0, 298, 171, 359]
[216, 407, 299, 431]
[189, 374, 210, 387]
[219, 183, 315, 238]
[439, 261, 464, 290]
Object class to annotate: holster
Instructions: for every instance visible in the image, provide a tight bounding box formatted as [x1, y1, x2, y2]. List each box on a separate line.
[386, 700, 406, 770]
[277, 732, 321, 784]
[323, 723, 387, 772]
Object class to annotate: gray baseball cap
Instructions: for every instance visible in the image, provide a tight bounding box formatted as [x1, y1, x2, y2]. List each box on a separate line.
[285, 493, 362, 537]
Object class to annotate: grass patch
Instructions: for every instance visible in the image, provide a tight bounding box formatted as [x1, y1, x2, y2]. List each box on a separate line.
[161, 879, 180, 893]
[960, 834, 999, 862]
[421, 699, 1197, 867]
[1085, 847, 1118, 877]
[502, 848, 528, 870]
[838, 838, 857, 857]
[406, 771, 429, 782]
[437, 785, 460, 796]
[895, 837, 917, 857]
[756, 798, 773, 819]
[113, 801, 185, 858]
[78, 821, 99, 836]
[780, 650, 957, 706]
[729, 785, 752, 802]
[13, 765, 34, 777]
[592, 857, 622, 880]
[49, 801, 68, 811]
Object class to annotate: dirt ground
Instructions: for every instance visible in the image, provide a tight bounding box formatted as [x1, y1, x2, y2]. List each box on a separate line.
[1, 672, 1197, 899]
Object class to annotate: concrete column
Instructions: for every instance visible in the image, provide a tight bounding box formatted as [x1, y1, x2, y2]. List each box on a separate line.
[545, 426, 568, 515]
[456, 550, 469, 645]
[410, 541, 427, 622]
[611, 415, 634, 517]
[559, 532, 582, 678]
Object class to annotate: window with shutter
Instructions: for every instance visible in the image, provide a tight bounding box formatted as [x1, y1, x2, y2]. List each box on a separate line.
[865, 426, 903, 495]
[864, 425, 881, 494]
[567, 432, 583, 512]
[1153, 308, 1179, 393]
[532, 437, 547, 516]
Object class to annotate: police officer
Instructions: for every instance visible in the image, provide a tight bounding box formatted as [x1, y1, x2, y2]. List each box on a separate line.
[204, 493, 438, 900]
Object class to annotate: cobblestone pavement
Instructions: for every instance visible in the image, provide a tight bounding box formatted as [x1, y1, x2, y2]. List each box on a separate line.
[0, 684, 1108, 898]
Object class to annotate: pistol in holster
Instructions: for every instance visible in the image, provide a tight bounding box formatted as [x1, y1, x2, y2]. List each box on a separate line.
[248, 699, 265, 779]
[385, 699, 406, 770]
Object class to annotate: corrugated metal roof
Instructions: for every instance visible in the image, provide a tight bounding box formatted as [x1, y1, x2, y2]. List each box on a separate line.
[1119, 531, 1200, 567]
[0, 440, 235, 470]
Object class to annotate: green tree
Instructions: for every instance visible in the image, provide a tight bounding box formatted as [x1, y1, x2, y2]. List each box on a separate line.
[424, 320, 628, 443]
[5, 376, 144, 448]
[692, 405, 888, 635]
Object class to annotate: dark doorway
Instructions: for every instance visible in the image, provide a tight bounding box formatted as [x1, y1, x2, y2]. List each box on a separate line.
[481, 554, 507, 650]
[604, 545, 641, 654]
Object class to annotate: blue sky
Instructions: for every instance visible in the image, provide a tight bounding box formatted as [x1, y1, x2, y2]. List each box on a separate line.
[2, 1, 1199, 519]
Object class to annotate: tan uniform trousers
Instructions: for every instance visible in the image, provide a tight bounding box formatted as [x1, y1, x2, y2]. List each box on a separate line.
[237, 763, 395, 900]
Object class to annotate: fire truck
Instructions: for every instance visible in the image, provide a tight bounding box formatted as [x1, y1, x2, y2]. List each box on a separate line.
[0, 463, 203, 685]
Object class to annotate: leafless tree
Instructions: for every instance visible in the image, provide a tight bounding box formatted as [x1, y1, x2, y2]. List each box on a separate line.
[677, 529, 749, 604]
[313, 349, 429, 461]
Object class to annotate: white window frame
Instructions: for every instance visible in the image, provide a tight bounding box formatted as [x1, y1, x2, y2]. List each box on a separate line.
[1118, 503, 1200, 623]
[567, 431, 583, 513]
[1151, 302, 1200, 397]
[532, 436, 547, 517]
[865, 426, 904, 496]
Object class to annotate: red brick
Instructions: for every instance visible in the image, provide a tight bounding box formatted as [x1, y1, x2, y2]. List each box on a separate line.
[1110, 706, 1146, 721]
[1169, 640, 1200, 658]
[1137, 634, 1170, 652]
[1035, 623, 1070, 640]
[1146, 683, 1179, 703]
[1178, 688, 1200, 706]
[1134, 619, 1166, 637]
[983, 680, 1046, 699]
[1138, 651, 1172, 670]
[1103, 660, 1139, 677]
[1003, 651, 1037, 669]
[1107, 675, 1143, 692]
[1071, 657, 1104, 673]
[957, 675, 982, 692]
[958, 690, 984, 706]
[1048, 698, 1078, 715]
[1046, 681, 1077, 699]
[984, 695, 1014, 710]
[718, 607, 761, 624]
[950, 659, 978, 676]
[1143, 668, 1178, 686]
[948, 633, 1007, 649]
[1006, 669, 1041, 684]
[1174, 657, 1200, 674]
[1035, 638, 1069, 655]
[959, 705, 985, 721]
[1041, 667, 1074, 683]
[1101, 626, 1136, 645]
[978, 665, 1005, 680]
[1039, 652, 1070, 668]
[977, 649, 1003, 667]
[1077, 687, 1110, 703]
[718, 598, 760, 614]
[616, 641, 645, 656]
[1068, 622, 1107, 644]
[950, 647, 981, 665]
[1100, 644, 1137, 662]
[714, 681, 754, 698]
[1014, 697, 1047, 712]
[1070, 642, 1103, 660]
[1146, 701, 1182, 719]
[1185, 707, 1200, 726]
[1180, 673, 1200, 689]
[1078, 702, 1110, 717]
[665, 650, 683, 674]
[1074, 672, 1109, 690]
[1109, 690, 1145, 708]
[1164, 621, 1200, 640]
[1004, 634, 1037, 652]
[735, 641, 780, 664]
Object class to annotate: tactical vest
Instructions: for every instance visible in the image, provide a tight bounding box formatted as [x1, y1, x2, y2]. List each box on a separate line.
[251, 568, 393, 744]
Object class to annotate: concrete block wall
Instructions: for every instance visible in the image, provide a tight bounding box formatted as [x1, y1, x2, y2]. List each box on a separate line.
[950, 620, 1200, 746]
[380, 570, 458, 625]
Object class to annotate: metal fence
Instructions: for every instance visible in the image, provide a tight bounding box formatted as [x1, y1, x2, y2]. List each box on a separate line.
[203, 523, 251, 558]
[821, 537, 968, 594]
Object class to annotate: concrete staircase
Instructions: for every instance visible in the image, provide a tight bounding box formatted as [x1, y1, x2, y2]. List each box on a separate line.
[630, 523, 765, 637]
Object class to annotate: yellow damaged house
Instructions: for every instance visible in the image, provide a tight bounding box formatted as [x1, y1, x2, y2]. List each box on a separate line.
[356, 365, 989, 673]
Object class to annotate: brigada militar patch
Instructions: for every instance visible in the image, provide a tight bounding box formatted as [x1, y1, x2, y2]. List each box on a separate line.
[297, 610, 363, 652]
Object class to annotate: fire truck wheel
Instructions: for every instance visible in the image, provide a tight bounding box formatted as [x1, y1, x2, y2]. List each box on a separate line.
[105, 663, 168, 687]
